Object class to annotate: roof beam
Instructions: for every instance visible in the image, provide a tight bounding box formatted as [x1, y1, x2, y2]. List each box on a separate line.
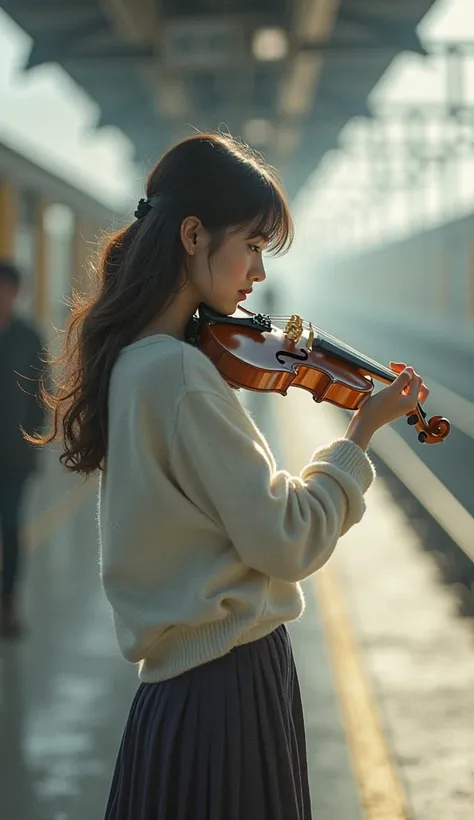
[26, 41, 152, 70]
[6, 6, 104, 33]
[328, 4, 428, 55]
[276, 0, 339, 166]
[315, 92, 373, 122]
[100, 0, 159, 45]
[100, 0, 194, 127]
[24, 18, 113, 69]
[293, 0, 341, 40]
[299, 35, 427, 56]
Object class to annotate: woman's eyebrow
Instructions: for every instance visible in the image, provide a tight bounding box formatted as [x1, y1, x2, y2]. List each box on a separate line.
[248, 233, 269, 245]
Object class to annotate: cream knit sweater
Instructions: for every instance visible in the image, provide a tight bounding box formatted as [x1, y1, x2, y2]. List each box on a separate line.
[98, 334, 375, 682]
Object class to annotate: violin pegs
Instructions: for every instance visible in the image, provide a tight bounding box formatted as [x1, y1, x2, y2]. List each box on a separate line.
[407, 414, 418, 426]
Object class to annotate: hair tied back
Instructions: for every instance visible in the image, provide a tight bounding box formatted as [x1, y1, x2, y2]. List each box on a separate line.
[134, 193, 165, 220]
[134, 198, 152, 220]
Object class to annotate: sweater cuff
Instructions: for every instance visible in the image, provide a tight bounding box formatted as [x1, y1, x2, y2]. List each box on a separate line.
[301, 438, 376, 495]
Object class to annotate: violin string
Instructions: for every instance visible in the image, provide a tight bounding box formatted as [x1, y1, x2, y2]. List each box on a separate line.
[269, 315, 426, 418]
[267, 314, 425, 419]
[267, 315, 395, 379]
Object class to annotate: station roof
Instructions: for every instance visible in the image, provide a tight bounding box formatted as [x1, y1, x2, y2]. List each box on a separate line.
[3, 0, 436, 198]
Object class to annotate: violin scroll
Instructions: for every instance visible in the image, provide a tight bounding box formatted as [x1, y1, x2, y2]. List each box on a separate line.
[195, 304, 451, 447]
[407, 411, 451, 444]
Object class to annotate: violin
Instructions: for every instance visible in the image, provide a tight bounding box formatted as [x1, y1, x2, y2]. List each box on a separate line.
[194, 304, 450, 445]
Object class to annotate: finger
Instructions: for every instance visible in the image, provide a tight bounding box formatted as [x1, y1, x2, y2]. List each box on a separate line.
[408, 370, 423, 397]
[393, 367, 413, 394]
[419, 383, 429, 404]
[410, 371, 428, 403]
[404, 374, 422, 410]
[390, 361, 406, 373]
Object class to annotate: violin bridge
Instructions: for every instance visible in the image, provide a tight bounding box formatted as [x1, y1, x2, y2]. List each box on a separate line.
[284, 314, 303, 344]
[307, 323, 314, 350]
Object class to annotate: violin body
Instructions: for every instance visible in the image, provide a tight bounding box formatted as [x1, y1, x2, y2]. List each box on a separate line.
[198, 308, 373, 409]
[195, 304, 450, 446]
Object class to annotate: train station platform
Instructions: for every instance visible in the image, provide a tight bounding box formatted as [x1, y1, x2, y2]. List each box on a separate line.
[1, 389, 473, 820]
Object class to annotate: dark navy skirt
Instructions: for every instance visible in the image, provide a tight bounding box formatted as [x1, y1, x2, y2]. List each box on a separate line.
[104, 625, 312, 819]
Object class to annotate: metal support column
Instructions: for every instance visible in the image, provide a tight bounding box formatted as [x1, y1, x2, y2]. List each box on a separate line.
[0, 179, 17, 259]
[34, 199, 48, 328]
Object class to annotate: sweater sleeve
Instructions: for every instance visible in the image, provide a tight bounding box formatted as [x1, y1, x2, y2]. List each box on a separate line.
[170, 387, 375, 582]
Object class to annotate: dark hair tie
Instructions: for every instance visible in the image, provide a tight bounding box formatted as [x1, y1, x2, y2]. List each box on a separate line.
[134, 198, 152, 220]
[134, 193, 165, 220]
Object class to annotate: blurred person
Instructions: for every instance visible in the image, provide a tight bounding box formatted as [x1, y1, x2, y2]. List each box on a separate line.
[0, 261, 46, 638]
[29, 133, 428, 820]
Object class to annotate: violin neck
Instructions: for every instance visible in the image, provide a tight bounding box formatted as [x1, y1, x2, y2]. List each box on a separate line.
[313, 338, 394, 384]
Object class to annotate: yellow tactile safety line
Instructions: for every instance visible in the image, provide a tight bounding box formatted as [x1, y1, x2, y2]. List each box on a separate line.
[313, 567, 408, 820]
[268, 388, 409, 819]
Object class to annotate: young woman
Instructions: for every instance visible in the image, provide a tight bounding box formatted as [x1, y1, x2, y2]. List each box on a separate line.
[31, 132, 427, 819]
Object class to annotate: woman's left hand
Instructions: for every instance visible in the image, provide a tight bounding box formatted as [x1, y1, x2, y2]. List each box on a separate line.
[390, 361, 430, 405]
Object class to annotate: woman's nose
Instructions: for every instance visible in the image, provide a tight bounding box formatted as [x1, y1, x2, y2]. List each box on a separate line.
[251, 259, 266, 283]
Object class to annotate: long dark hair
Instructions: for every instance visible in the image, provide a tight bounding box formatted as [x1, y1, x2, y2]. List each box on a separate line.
[27, 132, 293, 477]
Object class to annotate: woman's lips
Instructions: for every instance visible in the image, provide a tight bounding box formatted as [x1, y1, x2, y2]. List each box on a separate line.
[238, 289, 252, 301]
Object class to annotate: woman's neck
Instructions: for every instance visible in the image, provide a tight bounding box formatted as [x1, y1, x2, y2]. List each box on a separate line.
[134, 289, 199, 342]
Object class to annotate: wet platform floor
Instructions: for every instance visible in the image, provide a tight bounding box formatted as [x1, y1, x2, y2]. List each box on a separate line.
[1, 392, 473, 820]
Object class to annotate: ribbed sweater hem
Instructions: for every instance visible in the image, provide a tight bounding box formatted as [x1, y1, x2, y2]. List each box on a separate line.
[137, 615, 291, 683]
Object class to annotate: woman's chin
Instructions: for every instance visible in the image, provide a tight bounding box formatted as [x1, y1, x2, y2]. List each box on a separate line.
[203, 297, 239, 316]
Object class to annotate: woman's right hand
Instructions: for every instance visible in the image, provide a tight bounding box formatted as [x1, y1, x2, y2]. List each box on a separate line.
[345, 366, 429, 451]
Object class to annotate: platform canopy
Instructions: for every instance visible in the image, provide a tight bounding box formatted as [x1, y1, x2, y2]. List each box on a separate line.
[3, 0, 436, 197]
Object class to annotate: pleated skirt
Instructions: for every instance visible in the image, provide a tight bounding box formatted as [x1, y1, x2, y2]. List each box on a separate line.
[104, 624, 312, 820]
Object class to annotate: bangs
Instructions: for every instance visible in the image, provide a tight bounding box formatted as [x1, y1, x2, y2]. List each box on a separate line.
[242, 179, 294, 256]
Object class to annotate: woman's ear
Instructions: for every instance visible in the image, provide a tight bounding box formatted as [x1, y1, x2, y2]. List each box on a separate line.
[180, 216, 205, 256]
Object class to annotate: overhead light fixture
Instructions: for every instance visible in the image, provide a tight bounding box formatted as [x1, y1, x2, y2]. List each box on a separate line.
[276, 125, 298, 162]
[162, 18, 244, 69]
[243, 118, 274, 146]
[280, 53, 320, 116]
[252, 27, 288, 61]
[156, 80, 190, 118]
[295, 0, 338, 40]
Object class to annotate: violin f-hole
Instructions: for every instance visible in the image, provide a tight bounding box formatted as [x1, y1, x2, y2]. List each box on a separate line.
[275, 348, 309, 366]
